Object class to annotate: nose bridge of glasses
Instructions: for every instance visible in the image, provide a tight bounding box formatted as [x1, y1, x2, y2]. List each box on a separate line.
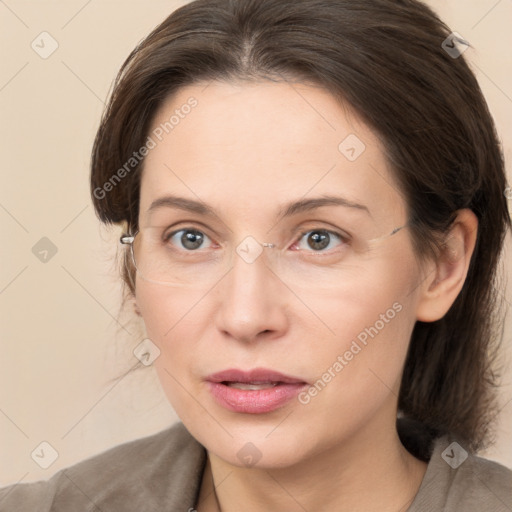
[233, 235, 278, 267]
[224, 236, 290, 290]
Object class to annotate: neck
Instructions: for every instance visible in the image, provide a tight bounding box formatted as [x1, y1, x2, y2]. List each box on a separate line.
[196, 417, 428, 512]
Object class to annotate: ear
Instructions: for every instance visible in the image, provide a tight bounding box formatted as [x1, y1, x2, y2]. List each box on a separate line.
[415, 209, 478, 322]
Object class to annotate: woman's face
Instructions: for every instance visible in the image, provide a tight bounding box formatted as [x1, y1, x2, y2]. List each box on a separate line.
[135, 80, 426, 468]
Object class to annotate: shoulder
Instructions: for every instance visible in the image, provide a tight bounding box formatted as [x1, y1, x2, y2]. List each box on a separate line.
[409, 435, 512, 512]
[0, 422, 206, 512]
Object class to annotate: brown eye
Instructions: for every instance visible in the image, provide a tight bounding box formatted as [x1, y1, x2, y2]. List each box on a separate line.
[307, 231, 330, 251]
[295, 229, 346, 252]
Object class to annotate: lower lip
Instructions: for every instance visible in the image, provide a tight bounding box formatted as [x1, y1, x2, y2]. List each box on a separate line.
[207, 382, 307, 414]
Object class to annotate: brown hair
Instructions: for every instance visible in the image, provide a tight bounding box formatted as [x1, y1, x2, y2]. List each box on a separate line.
[90, 0, 511, 453]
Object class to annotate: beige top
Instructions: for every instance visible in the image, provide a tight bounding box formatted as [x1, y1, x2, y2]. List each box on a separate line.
[0, 422, 510, 511]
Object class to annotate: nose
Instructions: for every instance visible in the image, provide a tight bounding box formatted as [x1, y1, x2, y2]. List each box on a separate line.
[214, 245, 289, 344]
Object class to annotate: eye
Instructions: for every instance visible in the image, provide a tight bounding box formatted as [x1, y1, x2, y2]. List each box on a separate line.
[293, 229, 347, 252]
[165, 228, 214, 251]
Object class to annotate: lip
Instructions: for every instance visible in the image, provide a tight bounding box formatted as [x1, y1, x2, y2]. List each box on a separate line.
[205, 368, 308, 414]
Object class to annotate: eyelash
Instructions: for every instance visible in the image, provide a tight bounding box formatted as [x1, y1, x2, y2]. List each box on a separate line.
[163, 226, 350, 253]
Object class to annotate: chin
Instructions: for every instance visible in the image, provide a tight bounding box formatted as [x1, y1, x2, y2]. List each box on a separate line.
[188, 414, 318, 469]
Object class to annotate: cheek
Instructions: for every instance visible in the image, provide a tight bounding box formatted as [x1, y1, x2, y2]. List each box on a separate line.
[135, 283, 193, 421]
[303, 294, 410, 386]
[289, 304, 414, 458]
[296, 257, 414, 345]
[135, 279, 208, 339]
[135, 283, 198, 381]
[134, 280, 214, 410]
[296, 263, 417, 420]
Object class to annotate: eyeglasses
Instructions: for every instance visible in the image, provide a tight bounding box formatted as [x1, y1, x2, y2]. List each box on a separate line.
[120, 220, 408, 289]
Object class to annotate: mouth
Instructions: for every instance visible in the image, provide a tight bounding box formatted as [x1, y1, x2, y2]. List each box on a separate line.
[205, 368, 308, 414]
[223, 382, 280, 390]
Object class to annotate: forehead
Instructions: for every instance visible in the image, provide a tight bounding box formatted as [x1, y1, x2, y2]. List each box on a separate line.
[139, 80, 407, 225]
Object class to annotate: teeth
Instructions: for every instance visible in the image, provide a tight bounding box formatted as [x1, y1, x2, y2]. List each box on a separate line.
[226, 382, 279, 390]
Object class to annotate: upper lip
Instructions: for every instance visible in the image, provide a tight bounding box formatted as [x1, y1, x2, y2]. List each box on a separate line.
[206, 368, 307, 385]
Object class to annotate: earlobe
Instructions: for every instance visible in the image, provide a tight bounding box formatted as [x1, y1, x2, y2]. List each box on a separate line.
[415, 209, 478, 322]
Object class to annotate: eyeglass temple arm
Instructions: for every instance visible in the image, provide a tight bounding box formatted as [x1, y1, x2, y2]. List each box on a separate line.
[120, 235, 135, 245]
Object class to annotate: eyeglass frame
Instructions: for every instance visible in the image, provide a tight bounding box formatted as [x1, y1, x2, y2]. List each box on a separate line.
[119, 222, 408, 285]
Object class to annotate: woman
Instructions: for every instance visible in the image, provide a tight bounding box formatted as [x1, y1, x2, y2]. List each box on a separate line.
[1, 0, 511, 510]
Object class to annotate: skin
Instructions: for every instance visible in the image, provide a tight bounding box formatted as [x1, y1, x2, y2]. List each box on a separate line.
[133, 80, 478, 512]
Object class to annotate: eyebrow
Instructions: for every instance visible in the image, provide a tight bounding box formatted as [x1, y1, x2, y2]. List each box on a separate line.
[147, 194, 371, 219]
[148, 196, 213, 216]
[276, 195, 371, 220]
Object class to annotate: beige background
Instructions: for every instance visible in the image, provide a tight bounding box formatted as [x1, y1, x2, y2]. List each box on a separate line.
[1, 0, 511, 485]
